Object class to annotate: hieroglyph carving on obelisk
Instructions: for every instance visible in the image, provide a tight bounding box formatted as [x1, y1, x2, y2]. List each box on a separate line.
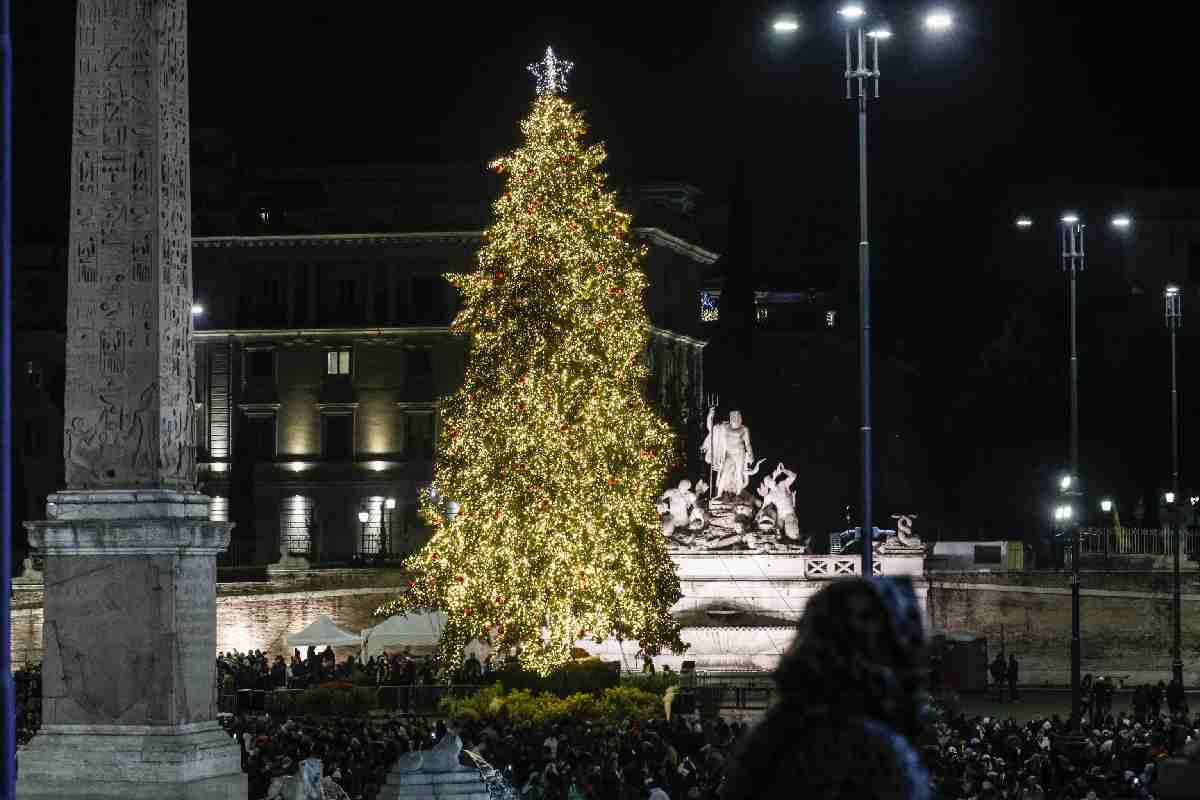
[65, 0, 194, 489]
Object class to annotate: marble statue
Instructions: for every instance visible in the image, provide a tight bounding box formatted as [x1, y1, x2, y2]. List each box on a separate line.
[881, 514, 925, 553]
[702, 408, 761, 499]
[659, 480, 700, 540]
[664, 405, 807, 553]
[756, 463, 801, 543]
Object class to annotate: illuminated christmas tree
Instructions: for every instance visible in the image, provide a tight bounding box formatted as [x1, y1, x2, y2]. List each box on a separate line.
[378, 48, 684, 675]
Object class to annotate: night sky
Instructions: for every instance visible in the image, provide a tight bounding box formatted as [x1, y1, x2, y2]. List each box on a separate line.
[13, 1, 1200, 535]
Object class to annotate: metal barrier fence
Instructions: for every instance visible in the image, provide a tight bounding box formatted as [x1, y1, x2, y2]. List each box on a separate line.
[219, 682, 777, 717]
[1077, 527, 1200, 557]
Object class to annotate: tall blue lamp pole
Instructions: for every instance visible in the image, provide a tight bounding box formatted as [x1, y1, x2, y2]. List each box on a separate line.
[1166, 285, 1184, 687]
[772, 6, 953, 574]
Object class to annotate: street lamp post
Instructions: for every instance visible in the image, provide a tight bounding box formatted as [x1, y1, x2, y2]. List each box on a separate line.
[1062, 214, 1085, 732]
[357, 509, 369, 559]
[1166, 285, 1184, 686]
[775, 6, 951, 577]
[385, 497, 397, 559]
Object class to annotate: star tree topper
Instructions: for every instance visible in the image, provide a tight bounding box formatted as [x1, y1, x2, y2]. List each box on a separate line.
[528, 46, 574, 95]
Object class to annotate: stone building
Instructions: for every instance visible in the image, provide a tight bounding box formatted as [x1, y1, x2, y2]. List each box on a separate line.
[190, 226, 714, 566]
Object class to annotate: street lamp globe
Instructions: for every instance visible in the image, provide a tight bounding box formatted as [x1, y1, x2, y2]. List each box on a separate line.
[772, 16, 800, 32]
[1111, 215, 1132, 229]
[867, 24, 892, 39]
[1101, 499, 1113, 513]
[385, 497, 396, 510]
[1016, 216, 1033, 228]
[1061, 213, 1080, 224]
[923, 10, 953, 31]
[1166, 491, 1177, 505]
[838, 4, 866, 20]
[1060, 474, 1074, 492]
[190, 304, 204, 315]
[357, 510, 369, 524]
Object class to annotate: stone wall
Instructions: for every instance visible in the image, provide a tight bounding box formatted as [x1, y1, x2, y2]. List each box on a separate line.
[928, 571, 1200, 686]
[12, 567, 1200, 684]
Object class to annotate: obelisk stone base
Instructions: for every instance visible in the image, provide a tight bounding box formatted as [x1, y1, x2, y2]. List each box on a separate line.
[17, 723, 244, 800]
[18, 490, 245, 799]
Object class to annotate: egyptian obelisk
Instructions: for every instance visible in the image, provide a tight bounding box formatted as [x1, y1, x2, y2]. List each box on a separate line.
[18, 1, 245, 797]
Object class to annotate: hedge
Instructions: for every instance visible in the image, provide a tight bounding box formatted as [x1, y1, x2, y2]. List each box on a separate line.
[440, 684, 663, 727]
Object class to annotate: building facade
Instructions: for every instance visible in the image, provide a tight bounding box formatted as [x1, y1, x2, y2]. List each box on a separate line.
[190, 228, 714, 567]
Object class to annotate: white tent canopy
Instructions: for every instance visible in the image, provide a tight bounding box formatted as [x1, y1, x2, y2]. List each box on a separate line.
[285, 614, 361, 649]
[361, 611, 447, 659]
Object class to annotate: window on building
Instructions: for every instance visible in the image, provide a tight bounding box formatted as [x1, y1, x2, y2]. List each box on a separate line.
[243, 415, 276, 460]
[395, 277, 411, 323]
[322, 413, 354, 459]
[280, 495, 314, 556]
[358, 496, 385, 556]
[23, 419, 47, 458]
[336, 279, 356, 309]
[326, 349, 351, 376]
[405, 412, 435, 460]
[209, 496, 229, 523]
[247, 350, 274, 379]
[412, 276, 438, 322]
[25, 360, 43, 387]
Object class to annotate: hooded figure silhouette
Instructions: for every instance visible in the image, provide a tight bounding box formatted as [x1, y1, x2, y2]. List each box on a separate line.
[720, 577, 931, 800]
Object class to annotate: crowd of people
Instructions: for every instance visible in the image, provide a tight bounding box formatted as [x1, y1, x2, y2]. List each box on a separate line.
[19, 576, 1200, 799]
[219, 709, 744, 800]
[216, 646, 475, 693]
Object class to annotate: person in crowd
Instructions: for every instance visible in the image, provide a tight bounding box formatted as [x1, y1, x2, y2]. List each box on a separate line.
[1152, 680, 1166, 719]
[1133, 683, 1148, 722]
[1007, 653, 1020, 703]
[1168, 675, 1186, 716]
[1081, 673, 1094, 720]
[719, 577, 931, 800]
[990, 653, 1008, 703]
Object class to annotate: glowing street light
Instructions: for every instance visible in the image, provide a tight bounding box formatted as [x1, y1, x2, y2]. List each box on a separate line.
[924, 9, 953, 31]
[1054, 505, 1073, 522]
[1100, 499, 1113, 514]
[1111, 214, 1132, 229]
[1061, 213, 1080, 224]
[191, 304, 204, 315]
[838, 4, 866, 20]
[867, 24, 892, 39]
[772, 17, 800, 32]
[1060, 474, 1074, 492]
[1016, 216, 1033, 228]
[1166, 491, 1177, 505]
[357, 510, 368, 524]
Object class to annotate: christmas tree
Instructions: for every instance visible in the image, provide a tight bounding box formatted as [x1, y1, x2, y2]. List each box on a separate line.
[378, 49, 684, 675]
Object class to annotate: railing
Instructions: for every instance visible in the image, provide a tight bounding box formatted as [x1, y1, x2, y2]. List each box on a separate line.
[803, 556, 884, 579]
[1077, 527, 1200, 557]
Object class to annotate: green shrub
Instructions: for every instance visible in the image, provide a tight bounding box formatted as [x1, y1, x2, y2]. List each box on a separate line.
[488, 657, 620, 697]
[440, 684, 662, 727]
[620, 672, 679, 697]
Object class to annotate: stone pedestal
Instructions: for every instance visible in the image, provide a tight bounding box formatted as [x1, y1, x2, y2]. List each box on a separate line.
[18, 491, 245, 799]
[12, 556, 43, 586]
[380, 769, 489, 800]
[267, 552, 313, 574]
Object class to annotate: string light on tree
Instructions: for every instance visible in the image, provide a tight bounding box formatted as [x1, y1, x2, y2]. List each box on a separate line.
[379, 48, 684, 675]
[527, 46, 575, 96]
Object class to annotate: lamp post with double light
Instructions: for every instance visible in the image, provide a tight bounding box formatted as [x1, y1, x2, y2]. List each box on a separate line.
[1166, 284, 1183, 686]
[773, 4, 953, 578]
[384, 497, 396, 559]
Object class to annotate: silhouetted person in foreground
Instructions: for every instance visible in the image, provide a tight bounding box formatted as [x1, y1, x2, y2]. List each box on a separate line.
[720, 577, 930, 800]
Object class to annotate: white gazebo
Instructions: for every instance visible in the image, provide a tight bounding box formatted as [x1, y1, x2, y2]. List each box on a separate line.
[285, 614, 362, 649]
[360, 611, 446, 659]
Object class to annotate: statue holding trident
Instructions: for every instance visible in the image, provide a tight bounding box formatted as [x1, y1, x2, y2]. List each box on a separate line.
[701, 401, 762, 500]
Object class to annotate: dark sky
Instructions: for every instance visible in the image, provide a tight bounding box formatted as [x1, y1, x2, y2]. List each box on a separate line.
[13, 1, 1200, 529]
[15, 0, 1200, 240]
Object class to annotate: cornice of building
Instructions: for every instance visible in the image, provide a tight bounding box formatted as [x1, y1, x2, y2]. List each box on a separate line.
[193, 326, 452, 342]
[647, 326, 708, 349]
[192, 227, 721, 265]
[194, 324, 706, 348]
